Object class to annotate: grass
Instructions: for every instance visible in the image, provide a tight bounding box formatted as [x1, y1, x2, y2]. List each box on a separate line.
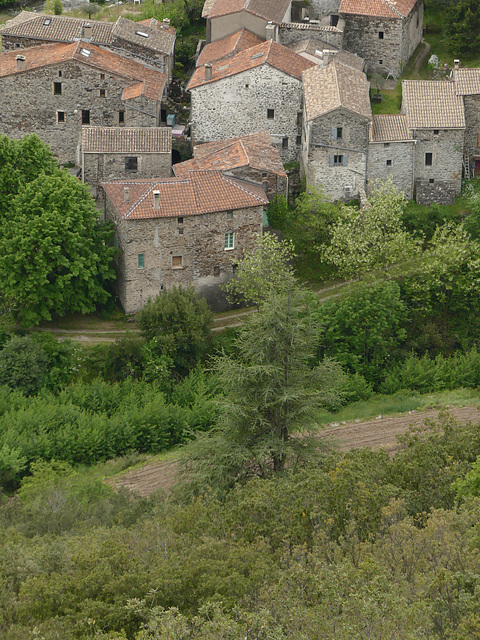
[371, 82, 402, 115]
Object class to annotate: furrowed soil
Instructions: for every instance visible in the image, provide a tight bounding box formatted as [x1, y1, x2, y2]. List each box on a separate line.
[107, 405, 480, 497]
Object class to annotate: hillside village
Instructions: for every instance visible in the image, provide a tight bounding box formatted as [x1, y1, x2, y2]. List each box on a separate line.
[0, 0, 479, 311]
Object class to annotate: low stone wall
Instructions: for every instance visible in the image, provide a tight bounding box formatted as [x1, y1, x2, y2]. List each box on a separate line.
[415, 179, 457, 205]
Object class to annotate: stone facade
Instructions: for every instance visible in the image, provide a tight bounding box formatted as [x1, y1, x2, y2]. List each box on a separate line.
[367, 140, 415, 199]
[413, 128, 464, 198]
[415, 179, 458, 206]
[83, 151, 172, 193]
[308, 0, 342, 19]
[190, 64, 305, 162]
[462, 94, 480, 163]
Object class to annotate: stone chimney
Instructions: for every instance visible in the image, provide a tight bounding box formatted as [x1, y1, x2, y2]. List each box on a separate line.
[265, 21, 275, 41]
[204, 62, 212, 81]
[83, 24, 93, 39]
[162, 18, 170, 28]
[123, 186, 130, 202]
[16, 55, 26, 71]
[454, 59, 460, 69]
[153, 190, 160, 210]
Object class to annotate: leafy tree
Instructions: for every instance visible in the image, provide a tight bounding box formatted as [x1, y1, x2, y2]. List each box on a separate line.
[0, 170, 115, 326]
[266, 194, 289, 230]
[445, 0, 480, 57]
[0, 334, 49, 396]
[81, 1, 100, 17]
[138, 285, 212, 377]
[324, 178, 422, 278]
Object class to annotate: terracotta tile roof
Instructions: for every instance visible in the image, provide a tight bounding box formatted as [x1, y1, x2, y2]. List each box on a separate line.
[111, 16, 176, 55]
[188, 39, 314, 89]
[202, 0, 217, 18]
[339, 0, 417, 19]
[370, 114, 413, 141]
[0, 41, 166, 101]
[82, 127, 171, 153]
[0, 11, 114, 44]
[101, 170, 268, 219]
[402, 80, 465, 129]
[288, 38, 364, 71]
[453, 68, 480, 96]
[136, 17, 177, 37]
[197, 29, 263, 66]
[174, 132, 286, 177]
[207, 0, 291, 23]
[303, 59, 371, 121]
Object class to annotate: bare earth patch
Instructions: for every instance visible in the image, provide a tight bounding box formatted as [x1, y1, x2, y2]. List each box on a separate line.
[107, 405, 480, 497]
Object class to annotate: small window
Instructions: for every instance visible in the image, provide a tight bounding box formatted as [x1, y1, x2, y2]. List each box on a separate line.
[226, 211, 233, 220]
[58, 70, 62, 77]
[334, 154, 343, 166]
[379, 59, 383, 65]
[267, 109, 275, 120]
[282, 137, 289, 149]
[177, 216, 184, 224]
[54, 82, 62, 95]
[82, 110, 90, 125]
[425, 152, 433, 166]
[331, 127, 343, 140]
[43, 18, 51, 25]
[386, 159, 392, 166]
[434, 129, 439, 135]
[297, 112, 303, 127]
[15, 43, 21, 48]
[379, 31, 384, 39]
[429, 178, 435, 184]
[137, 253, 145, 269]
[296, 135, 302, 146]
[330, 14, 339, 27]
[178, 228, 184, 235]
[100, 73, 105, 80]
[224, 231, 235, 250]
[125, 157, 138, 172]
[172, 256, 183, 268]
[245, 83, 249, 88]
[57, 111, 65, 123]
[119, 111, 125, 124]
[99, 88, 106, 98]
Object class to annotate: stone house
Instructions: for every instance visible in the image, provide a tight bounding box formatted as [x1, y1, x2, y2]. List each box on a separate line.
[101, 170, 268, 312]
[81, 127, 172, 194]
[367, 114, 415, 199]
[287, 37, 364, 71]
[0, 41, 166, 164]
[173, 131, 287, 199]
[197, 28, 263, 66]
[0, 12, 176, 81]
[402, 80, 465, 205]
[301, 59, 372, 200]
[452, 67, 480, 177]
[188, 39, 315, 161]
[340, 0, 423, 76]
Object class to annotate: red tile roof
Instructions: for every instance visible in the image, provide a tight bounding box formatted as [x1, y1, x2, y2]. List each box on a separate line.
[197, 29, 263, 66]
[188, 39, 314, 89]
[174, 132, 286, 177]
[102, 171, 268, 219]
[0, 41, 166, 101]
[207, 0, 291, 23]
[339, 0, 418, 19]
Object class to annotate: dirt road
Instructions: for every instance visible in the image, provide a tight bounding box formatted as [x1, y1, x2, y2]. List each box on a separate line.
[107, 405, 480, 497]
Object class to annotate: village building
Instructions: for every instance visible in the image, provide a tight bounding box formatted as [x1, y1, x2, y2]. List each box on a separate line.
[279, 19, 345, 49]
[301, 59, 372, 201]
[0, 41, 167, 164]
[196, 28, 263, 66]
[188, 39, 315, 161]
[101, 170, 268, 312]
[0, 12, 176, 80]
[81, 127, 172, 194]
[367, 114, 415, 199]
[452, 67, 480, 178]
[339, 0, 423, 76]
[173, 131, 287, 199]
[287, 37, 364, 70]
[402, 80, 465, 205]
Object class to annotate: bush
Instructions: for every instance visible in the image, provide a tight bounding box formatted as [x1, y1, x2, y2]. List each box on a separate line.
[0, 335, 48, 396]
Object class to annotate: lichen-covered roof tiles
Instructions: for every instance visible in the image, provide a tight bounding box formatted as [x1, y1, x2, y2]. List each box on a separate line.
[339, 0, 418, 19]
[174, 132, 287, 177]
[197, 29, 263, 66]
[82, 127, 171, 154]
[101, 171, 268, 219]
[303, 59, 372, 121]
[111, 16, 175, 55]
[370, 114, 413, 141]
[402, 80, 465, 129]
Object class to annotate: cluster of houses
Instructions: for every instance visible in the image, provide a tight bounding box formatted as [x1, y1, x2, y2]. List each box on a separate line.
[0, 0, 479, 311]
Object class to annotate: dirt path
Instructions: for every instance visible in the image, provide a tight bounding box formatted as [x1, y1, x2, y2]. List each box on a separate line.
[108, 405, 480, 497]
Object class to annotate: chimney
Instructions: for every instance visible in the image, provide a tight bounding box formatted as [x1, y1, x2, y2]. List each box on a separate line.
[162, 18, 170, 27]
[123, 186, 130, 202]
[262, 179, 269, 194]
[454, 59, 460, 70]
[265, 21, 275, 41]
[153, 190, 160, 210]
[16, 55, 26, 71]
[83, 24, 93, 40]
[204, 62, 212, 81]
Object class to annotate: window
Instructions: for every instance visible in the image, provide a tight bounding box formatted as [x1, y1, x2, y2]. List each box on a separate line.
[330, 14, 339, 26]
[100, 73, 105, 80]
[425, 152, 433, 166]
[379, 59, 383, 65]
[331, 127, 343, 140]
[54, 82, 62, 95]
[82, 110, 90, 124]
[226, 211, 233, 220]
[224, 231, 235, 250]
[330, 154, 348, 166]
[99, 88, 106, 98]
[379, 31, 384, 39]
[172, 256, 183, 268]
[58, 70, 62, 77]
[434, 129, 439, 135]
[177, 216, 184, 224]
[137, 253, 144, 269]
[245, 83, 249, 88]
[386, 159, 392, 166]
[296, 135, 302, 146]
[119, 110, 125, 124]
[282, 137, 289, 149]
[15, 43, 21, 48]
[178, 228, 184, 235]
[429, 178, 435, 184]
[297, 112, 303, 127]
[125, 157, 138, 172]
[57, 111, 65, 123]
[267, 109, 275, 119]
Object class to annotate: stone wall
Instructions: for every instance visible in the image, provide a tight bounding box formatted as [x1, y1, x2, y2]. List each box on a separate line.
[415, 179, 457, 205]
[308, 0, 342, 19]
[106, 200, 264, 313]
[367, 140, 415, 199]
[190, 64, 304, 162]
[0, 59, 160, 164]
[226, 166, 288, 201]
[279, 22, 344, 49]
[401, 0, 424, 71]
[83, 151, 172, 192]
[342, 14, 403, 75]
[208, 12, 270, 43]
[302, 107, 369, 200]
[413, 128, 464, 196]
[462, 94, 480, 160]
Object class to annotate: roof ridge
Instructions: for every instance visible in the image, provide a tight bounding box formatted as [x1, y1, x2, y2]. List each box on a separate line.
[221, 173, 266, 202]
[125, 183, 154, 219]
[239, 139, 250, 166]
[381, 0, 404, 18]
